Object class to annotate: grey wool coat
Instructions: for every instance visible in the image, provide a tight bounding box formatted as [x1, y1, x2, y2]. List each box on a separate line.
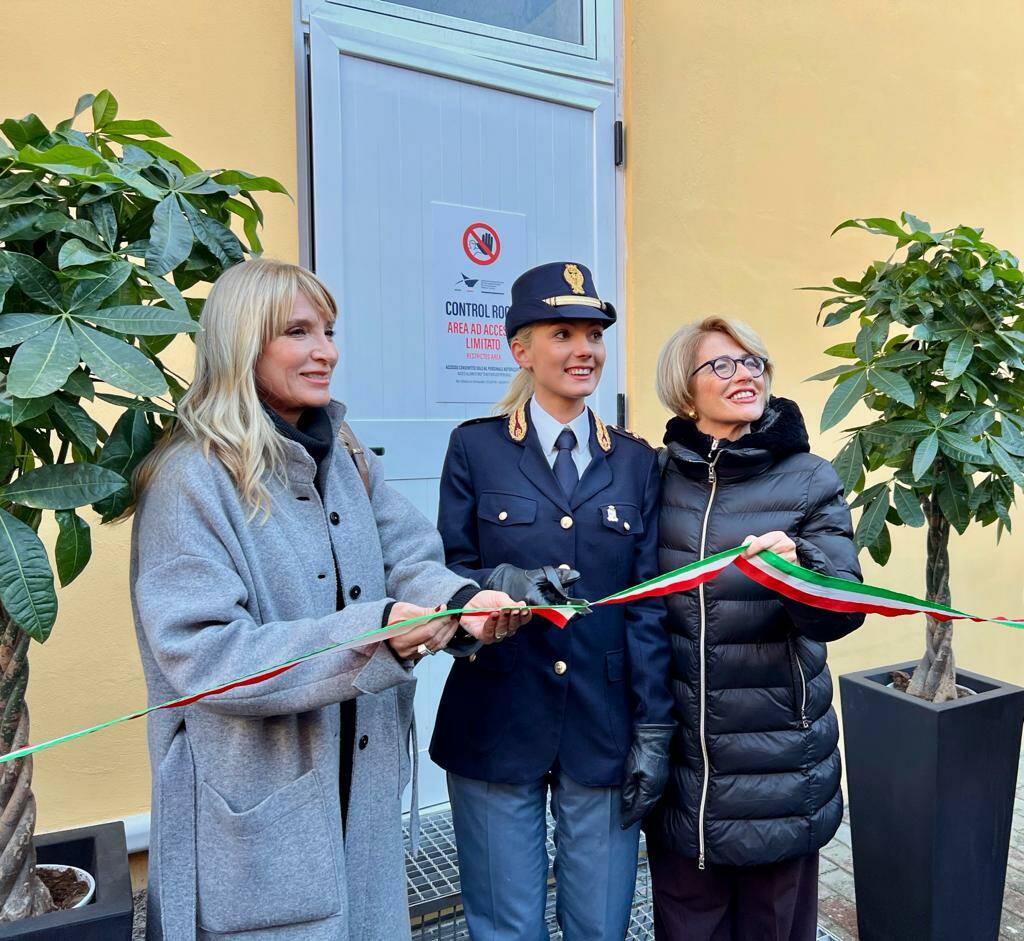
[131, 401, 473, 941]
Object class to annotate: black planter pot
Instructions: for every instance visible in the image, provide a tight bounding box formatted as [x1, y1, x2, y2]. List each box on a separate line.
[840, 662, 1024, 941]
[0, 821, 133, 940]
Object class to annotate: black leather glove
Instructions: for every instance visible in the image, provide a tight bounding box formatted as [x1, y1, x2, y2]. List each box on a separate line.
[484, 563, 590, 612]
[620, 724, 674, 829]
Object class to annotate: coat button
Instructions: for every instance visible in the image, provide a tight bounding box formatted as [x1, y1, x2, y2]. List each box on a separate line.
[560, 515, 573, 530]
[558, 563, 571, 571]
[468, 653, 477, 663]
[624, 522, 631, 531]
[498, 511, 508, 521]
[358, 735, 369, 750]
[317, 573, 327, 580]
[349, 585, 361, 600]
[554, 661, 567, 675]
[329, 511, 340, 525]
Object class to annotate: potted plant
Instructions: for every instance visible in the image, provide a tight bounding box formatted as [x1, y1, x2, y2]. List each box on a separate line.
[808, 212, 1024, 940]
[0, 90, 284, 937]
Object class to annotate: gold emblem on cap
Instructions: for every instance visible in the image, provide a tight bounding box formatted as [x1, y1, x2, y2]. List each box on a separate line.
[563, 264, 585, 295]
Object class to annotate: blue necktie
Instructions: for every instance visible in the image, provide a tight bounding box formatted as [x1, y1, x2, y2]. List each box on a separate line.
[554, 427, 579, 498]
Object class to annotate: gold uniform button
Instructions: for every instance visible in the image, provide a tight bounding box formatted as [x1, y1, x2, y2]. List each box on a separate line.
[498, 511, 508, 521]
[624, 522, 631, 531]
[558, 563, 571, 571]
[560, 515, 573, 530]
[554, 660, 567, 676]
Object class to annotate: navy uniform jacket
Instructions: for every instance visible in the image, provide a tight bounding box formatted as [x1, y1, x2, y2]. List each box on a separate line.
[429, 404, 674, 787]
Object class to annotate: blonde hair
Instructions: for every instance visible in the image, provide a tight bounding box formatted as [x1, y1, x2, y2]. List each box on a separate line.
[131, 258, 337, 518]
[493, 325, 536, 415]
[656, 316, 773, 418]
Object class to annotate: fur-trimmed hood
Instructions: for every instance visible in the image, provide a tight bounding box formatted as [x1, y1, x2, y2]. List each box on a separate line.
[663, 396, 811, 482]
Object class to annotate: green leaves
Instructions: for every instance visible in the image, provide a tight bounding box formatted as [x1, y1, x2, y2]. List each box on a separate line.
[943, 333, 974, 379]
[868, 367, 915, 407]
[94, 408, 154, 520]
[102, 119, 169, 138]
[855, 485, 890, 549]
[832, 435, 863, 496]
[146, 194, 194, 276]
[821, 371, 866, 431]
[54, 511, 91, 587]
[814, 210, 1024, 597]
[912, 432, 939, 480]
[91, 90, 118, 129]
[0, 509, 56, 642]
[83, 304, 197, 335]
[7, 320, 79, 398]
[893, 485, 926, 527]
[0, 313, 58, 347]
[66, 261, 133, 312]
[71, 322, 167, 397]
[4, 252, 63, 310]
[1, 463, 124, 509]
[0, 88, 284, 642]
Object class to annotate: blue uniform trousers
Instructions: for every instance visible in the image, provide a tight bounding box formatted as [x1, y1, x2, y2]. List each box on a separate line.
[448, 770, 641, 941]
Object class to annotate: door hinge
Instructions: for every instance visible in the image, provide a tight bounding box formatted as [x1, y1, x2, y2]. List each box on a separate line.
[616, 392, 627, 427]
[614, 121, 625, 167]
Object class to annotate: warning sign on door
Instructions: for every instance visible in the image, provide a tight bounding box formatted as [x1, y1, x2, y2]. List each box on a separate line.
[462, 222, 501, 265]
[430, 203, 526, 405]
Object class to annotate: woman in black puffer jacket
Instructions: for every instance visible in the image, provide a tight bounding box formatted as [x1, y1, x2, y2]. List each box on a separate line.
[646, 316, 864, 940]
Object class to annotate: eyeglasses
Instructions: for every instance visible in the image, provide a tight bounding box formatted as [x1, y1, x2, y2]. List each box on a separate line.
[691, 354, 767, 380]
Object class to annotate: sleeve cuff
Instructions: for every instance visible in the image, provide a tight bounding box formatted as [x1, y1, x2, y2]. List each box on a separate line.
[447, 585, 478, 612]
[793, 537, 838, 577]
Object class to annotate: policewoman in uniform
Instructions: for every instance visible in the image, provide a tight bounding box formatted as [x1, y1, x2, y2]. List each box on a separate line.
[430, 262, 675, 941]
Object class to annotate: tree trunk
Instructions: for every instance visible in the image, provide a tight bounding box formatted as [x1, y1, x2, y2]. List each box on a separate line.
[0, 613, 52, 921]
[906, 494, 958, 703]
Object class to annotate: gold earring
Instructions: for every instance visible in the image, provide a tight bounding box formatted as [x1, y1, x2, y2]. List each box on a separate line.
[687, 409, 697, 420]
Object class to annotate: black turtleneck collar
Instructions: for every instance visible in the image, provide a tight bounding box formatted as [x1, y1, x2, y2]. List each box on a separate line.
[262, 403, 335, 491]
[663, 396, 811, 463]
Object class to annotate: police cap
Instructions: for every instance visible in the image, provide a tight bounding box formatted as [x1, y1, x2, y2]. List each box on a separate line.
[504, 262, 616, 343]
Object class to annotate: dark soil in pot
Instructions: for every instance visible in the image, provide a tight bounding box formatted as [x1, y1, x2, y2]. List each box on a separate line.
[36, 867, 89, 909]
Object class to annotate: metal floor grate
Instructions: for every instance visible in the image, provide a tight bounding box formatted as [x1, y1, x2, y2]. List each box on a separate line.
[405, 807, 840, 940]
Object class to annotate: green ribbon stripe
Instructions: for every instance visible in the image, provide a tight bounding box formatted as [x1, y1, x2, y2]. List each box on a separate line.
[4, 545, 1022, 766]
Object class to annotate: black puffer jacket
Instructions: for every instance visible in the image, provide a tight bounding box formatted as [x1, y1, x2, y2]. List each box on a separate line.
[649, 397, 863, 867]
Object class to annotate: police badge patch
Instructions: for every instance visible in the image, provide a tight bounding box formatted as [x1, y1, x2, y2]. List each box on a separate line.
[563, 263, 585, 295]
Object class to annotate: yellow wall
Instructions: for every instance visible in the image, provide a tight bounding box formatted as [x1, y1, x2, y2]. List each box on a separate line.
[625, 1, 1024, 702]
[1, 0, 299, 831]
[4, 0, 1024, 835]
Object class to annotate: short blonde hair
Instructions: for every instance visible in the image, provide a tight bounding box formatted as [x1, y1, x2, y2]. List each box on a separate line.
[656, 316, 773, 418]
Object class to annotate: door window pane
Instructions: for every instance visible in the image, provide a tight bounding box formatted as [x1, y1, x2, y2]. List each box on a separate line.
[389, 0, 583, 44]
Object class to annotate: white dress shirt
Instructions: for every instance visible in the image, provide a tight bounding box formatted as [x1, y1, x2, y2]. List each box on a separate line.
[529, 397, 593, 479]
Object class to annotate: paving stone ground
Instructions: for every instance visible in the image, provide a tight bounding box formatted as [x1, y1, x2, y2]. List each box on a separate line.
[129, 761, 1024, 940]
[817, 760, 1024, 940]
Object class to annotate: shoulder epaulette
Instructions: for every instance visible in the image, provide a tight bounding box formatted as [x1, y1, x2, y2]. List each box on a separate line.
[458, 415, 503, 428]
[609, 425, 654, 449]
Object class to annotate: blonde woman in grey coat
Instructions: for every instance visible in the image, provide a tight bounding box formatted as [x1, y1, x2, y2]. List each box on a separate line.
[130, 259, 526, 941]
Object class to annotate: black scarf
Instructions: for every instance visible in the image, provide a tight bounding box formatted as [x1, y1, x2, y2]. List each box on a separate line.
[262, 403, 335, 495]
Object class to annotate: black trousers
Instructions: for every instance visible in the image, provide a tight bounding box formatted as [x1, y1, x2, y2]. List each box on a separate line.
[647, 841, 819, 941]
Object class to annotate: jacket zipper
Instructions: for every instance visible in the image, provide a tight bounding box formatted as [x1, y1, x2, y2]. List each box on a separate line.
[787, 636, 810, 729]
[696, 441, 723, 871]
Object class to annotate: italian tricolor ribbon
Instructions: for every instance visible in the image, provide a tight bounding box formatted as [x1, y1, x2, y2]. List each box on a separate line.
[5, 545, 1023, 766]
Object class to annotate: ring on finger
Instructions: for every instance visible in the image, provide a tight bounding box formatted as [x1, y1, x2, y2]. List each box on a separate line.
[495, 630, 507, 641]
[416, 643, 432, 657]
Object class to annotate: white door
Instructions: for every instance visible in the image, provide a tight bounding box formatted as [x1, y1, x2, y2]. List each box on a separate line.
[308, 0, 620, 810]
